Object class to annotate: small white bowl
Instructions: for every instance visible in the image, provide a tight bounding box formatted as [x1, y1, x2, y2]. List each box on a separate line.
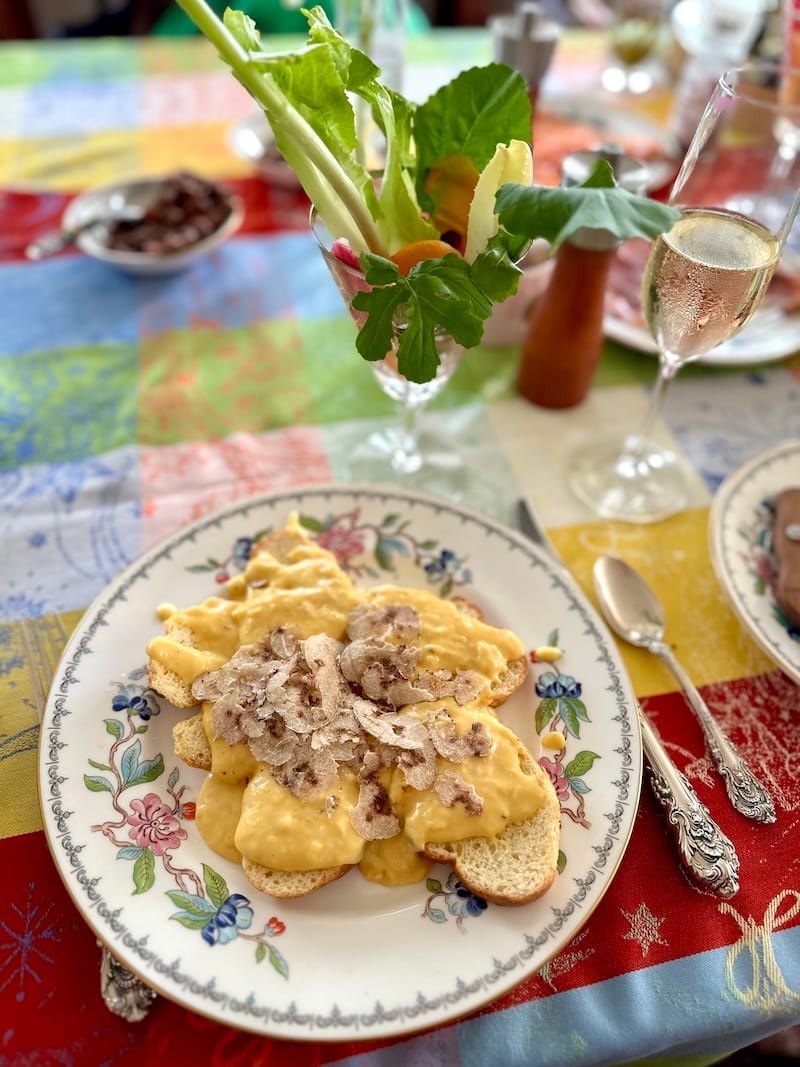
[64, 176, 244, 276]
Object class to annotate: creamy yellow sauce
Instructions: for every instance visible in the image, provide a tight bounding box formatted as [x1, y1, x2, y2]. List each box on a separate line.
[196, 700, 545, 879]
[359, 835, 434, 886]
[235, 766, 364, 871]
[364, 586, 524, 698]
[154, 518, 543, 886]
[196, 775, 244, 863]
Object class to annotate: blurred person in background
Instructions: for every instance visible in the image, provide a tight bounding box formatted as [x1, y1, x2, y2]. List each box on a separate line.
[9, 0, 429, 37]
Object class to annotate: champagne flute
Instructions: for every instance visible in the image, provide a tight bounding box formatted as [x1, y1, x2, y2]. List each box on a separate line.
[311, 209, 465, 485]
[569, 60, 800, 523]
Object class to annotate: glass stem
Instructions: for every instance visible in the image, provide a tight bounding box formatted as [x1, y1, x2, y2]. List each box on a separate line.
[629, 353, 680, 455]
[393, 394, 422, 474]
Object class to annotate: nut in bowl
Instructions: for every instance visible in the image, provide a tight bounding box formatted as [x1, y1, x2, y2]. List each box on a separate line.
[64, 171, 243, 276]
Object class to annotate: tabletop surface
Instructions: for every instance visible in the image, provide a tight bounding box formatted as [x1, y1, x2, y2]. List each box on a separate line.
[2, 25, 800, 1067]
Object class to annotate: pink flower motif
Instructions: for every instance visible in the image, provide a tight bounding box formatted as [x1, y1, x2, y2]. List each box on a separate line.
[540, 756, 571, 802]
[316, 524, 365, 564]
[127, 793, 187, 856]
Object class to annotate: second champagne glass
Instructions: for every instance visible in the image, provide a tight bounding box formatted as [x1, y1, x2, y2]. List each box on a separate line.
[569, 60, 800, 523]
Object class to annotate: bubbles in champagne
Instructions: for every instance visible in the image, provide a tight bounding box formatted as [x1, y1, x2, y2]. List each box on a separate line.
[642, 208, 780, 359]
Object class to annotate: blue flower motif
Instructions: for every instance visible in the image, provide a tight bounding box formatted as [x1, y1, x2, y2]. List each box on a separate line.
[232, 536, 254, 570]
[201, 893, 254, 946]
[454, 884, 488, 918]
[424, 548, 460, 581]
[535, 671, 582, 700]
[111, 684, 161, 720]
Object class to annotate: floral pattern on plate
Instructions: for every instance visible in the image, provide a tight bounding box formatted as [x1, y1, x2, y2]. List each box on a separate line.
[188, 506, 472, 597]
[40, 485, 641, 1040]
[709, 439, 800, 684]
[85, 667, 289, 977]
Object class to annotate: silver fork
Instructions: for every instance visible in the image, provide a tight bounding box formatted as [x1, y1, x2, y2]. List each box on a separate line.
[23, 614, 158, 1021]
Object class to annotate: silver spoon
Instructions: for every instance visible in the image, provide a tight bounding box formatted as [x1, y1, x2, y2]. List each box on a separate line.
[516, 499, 740, 896]
[594, 554, 776, 825]
[25, 193, 146, 261]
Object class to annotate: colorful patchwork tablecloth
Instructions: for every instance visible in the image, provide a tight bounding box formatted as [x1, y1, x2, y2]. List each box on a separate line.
[2, 27, 800, 1067]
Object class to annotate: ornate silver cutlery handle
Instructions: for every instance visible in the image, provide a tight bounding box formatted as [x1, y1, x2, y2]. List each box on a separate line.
[639, 712, 740, 898]
[651, 640, 776, 824]
[99, 944, 156, 1022]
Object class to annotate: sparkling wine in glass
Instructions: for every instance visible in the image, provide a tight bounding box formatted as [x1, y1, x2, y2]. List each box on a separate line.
[311, 209, 464, 485]
[602, 0, 663, 95]
[569, 60, 800, 523]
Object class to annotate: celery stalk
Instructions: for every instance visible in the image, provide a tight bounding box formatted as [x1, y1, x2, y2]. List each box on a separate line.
[177, 0, 385, 254]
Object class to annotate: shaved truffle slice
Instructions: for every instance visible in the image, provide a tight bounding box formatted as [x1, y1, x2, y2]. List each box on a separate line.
[270, 626, 299, 659]
[347, 602, 422, 642]
[395, 737, 438, 790]
[302, 633, 344, 717]
[340, 638, 433, 707]
[428, 709, 493, 761]
[416, 667, 485, 705]
[433, 771, 484, 816]
[349, 775, 401, 840]
[273, 749, 339, 800]
[352, 698, 430, 750]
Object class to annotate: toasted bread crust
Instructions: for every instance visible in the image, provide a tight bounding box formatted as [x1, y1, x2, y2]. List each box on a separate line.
[423, 760, 561, 906]
[173, 713, 211, 771]
[242, 857, 352, 899]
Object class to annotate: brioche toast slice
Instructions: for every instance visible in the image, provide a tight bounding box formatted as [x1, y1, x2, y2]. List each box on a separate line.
[242, 857, 352, 899]
[423, 755, 560, 906]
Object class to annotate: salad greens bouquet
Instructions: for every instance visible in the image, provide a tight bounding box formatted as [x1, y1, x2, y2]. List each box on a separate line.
[178, 1, 678, 382]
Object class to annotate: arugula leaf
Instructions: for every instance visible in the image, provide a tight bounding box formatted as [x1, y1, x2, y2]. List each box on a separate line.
[414, 64, 532, 210]
[352, 251, 518, 383]
[496, 159, 680, 252]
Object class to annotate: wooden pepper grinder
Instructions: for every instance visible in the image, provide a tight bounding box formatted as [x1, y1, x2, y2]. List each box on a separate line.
[517, 145, 649, 410]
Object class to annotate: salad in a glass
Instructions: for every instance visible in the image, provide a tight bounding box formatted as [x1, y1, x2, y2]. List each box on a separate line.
[178, 1, 677, 382]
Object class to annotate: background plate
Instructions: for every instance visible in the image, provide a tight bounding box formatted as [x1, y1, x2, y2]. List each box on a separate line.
[709, 440, 800, 683]
[39, 484, 642, 1040]
[605, 305, 800, 367]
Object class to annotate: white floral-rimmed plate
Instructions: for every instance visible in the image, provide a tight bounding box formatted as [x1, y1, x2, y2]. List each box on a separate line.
[709, 440, 800, 683]
[39, 484, 642, 1040]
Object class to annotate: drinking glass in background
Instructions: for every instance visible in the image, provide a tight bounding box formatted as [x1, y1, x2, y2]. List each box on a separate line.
[335, 0, 407, 166]
[601, 0, 663, 94]
[568, 60, 800, 523]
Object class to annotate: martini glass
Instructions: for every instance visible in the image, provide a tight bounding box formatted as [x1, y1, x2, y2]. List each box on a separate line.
[568, 60, 800, 523]
[311, 209, 465, 486]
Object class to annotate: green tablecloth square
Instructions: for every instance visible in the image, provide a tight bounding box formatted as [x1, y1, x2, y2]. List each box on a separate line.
[0, 341, 138, 469]
[138, 320, 310, 445]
